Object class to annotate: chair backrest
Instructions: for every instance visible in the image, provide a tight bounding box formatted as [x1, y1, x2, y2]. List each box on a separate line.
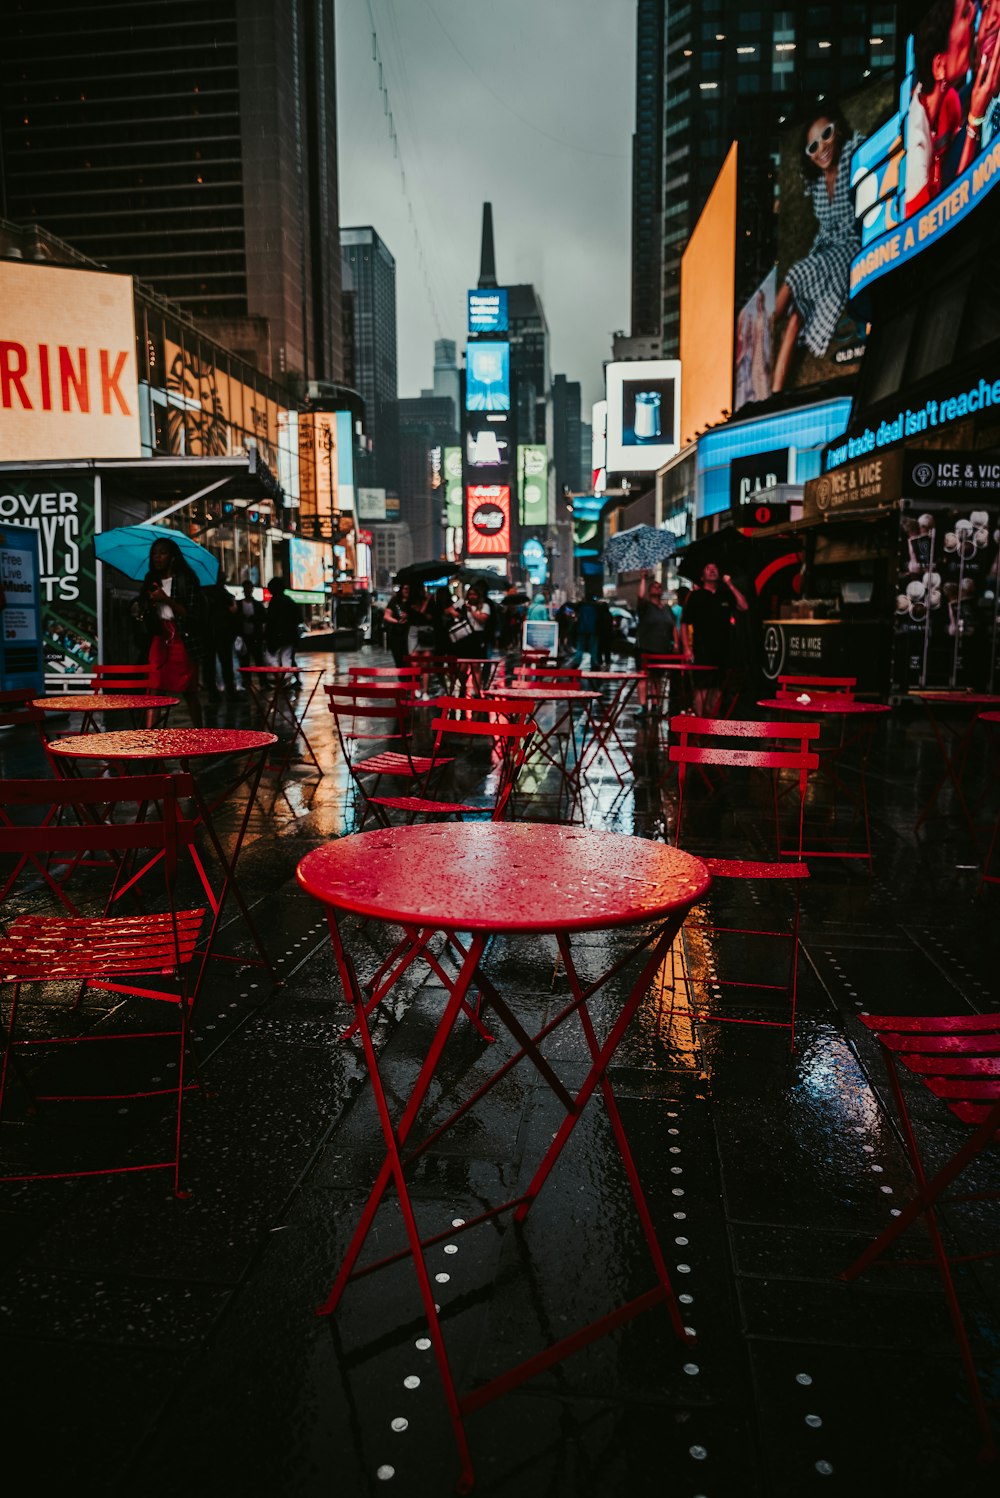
[511, 665, 581, 687]
[347, 664, 420, 683]
[0, 688, 43, 729]
[325, 682, 413, 756]
[776, 674, 856, 699]
[427, 695, 538, 819]
[641, 652, 686, 668]
[668, 715, 820, 857]
[90, 663, 156, 694]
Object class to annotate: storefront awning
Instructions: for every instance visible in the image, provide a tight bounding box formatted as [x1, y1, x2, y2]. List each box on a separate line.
[0, 451, 284, 513]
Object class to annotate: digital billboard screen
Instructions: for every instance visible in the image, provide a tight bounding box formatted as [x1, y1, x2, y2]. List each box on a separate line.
[466, 420, 511, 469]
[465, 342, 511, 412]
[768, 78, 894, 398]
[518, 444, 548, 525]
[605, 360, 681, 473]
[680, 142, 736, 444]
[850, 6, 1000, 299]
[290, 536, 327, 595]
[468, 289, 508, 334]
[465, 484, 511, 555]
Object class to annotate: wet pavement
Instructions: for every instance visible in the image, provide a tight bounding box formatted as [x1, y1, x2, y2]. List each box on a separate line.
[0, 650, 998, 1497]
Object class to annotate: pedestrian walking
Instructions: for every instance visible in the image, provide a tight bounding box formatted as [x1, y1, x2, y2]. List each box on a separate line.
[235, 580, 265, 666]
[136, 535, 208, 726]
[264, 577, 302, 673]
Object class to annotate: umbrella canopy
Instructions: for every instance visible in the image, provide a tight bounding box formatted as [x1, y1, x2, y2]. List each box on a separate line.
[602, 525, 676, 575]
[455, 565, 507, 590]
[394, 560, 460, 587]
[95, 524, 220, 586]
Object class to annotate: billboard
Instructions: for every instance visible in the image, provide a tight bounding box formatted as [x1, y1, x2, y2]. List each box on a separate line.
[0, 261, 140, 462]
[289, 535, 327, 596]
[468, 289, 508, 334]
[734, 270, 777, 413]
[605, 360, 681, 473]
[357, 486, 387, 521]
[591, 399, 607, 490]
[729, 447, 791, 530]
[518, 445, 548, 526]
[466, 420, 511, 469]
[851, 9, 1000, 299]
[680, 142, 737, 444]
[297, 411, 338, 520]
[444, 446, 463, 526]
[163, 339, 284, 473]
[771, 79, 894, 396]
[465, 484, 511, 555]
[0, 471, 99, 683]
[465, 342, 510, 412]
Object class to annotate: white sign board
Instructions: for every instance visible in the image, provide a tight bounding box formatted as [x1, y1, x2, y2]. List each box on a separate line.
[605, 360, 681, 474]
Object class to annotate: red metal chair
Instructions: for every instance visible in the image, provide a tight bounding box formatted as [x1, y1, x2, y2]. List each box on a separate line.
[842, 1012, 1000, 1461]
[776, 673, 856, 700]
[668, 715, 819, 1047]
[0, 774, 205, 1196]
[368, 695, 537, 825]
[89, 663, 157, 693]
[510, 664, 582, 687]
[325, 680, 449, 829]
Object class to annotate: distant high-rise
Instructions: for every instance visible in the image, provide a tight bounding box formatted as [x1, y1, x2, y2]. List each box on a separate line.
[0, 0, 344, 384]
[508, 285, 550, 451]
[631, 0, 897, 354]
[398, 394, 460, 563]
[341, 225, 398, 492]
[432, 339, 461, 428]
[552, 375, 582, 498]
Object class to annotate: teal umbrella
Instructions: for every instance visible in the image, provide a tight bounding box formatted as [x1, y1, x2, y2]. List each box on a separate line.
[95, 524, 220, 586]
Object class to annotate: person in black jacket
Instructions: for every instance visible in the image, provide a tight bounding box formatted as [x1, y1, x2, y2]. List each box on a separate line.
[264, 577, 302, 673]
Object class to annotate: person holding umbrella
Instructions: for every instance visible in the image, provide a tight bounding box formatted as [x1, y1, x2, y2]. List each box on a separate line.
[682, 562, 749, 715]
[136, 536, 208, 726]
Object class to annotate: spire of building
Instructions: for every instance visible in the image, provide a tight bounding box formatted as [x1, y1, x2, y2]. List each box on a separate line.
[477, 202, 498, 289]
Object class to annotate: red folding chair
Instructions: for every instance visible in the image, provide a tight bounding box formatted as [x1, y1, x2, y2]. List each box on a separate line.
[668, 715, 819, 1047]
[325, 681, 449, 829]
[89, 663, 157, 693]
[368, 695, 537, 824]
[842, 1012, 1000, 1461]
[510, 664, 582, 688]
[0, 774, 206, 1196]
[776, 674, 856, 700]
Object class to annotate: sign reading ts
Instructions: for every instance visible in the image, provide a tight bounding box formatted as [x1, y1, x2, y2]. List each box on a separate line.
[465, 485, 510, 556]
[0, 261, 140, 461]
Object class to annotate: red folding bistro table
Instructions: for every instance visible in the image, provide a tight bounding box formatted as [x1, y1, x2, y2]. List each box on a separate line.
[502, 685, 601, 818]
[296, 821, 710, 1494]
[758, 694, 891, 869]
[47, 727, 277, 997]
[576, 670, 647, 787]
[32, 692, 178, 737]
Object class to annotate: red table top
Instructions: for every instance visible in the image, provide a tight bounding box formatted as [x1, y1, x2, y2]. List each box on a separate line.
[980, 710, 1000, 725]
[297, 823, 710, 934]
[579, 671, 647, 682]
[911, 691, 1000, 706]
[239, 666, 322, 675]
[48, 727, 277, 760]
[32, 694, 179, 712]
[504, 687, 601, 703]
[758, 696, 890, 716]
[643, 661, 715, 673]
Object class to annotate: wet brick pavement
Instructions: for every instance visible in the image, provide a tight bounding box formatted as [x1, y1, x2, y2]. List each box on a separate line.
[0, 650, 998, 1497]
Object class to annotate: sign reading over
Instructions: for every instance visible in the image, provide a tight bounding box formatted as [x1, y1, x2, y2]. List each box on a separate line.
[0, 261, 140, 461]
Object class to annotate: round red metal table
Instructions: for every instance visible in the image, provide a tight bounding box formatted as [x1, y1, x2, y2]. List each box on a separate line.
[909, 691, 1000, 843]
[238, 665, 325, 791]
[577, 670, 647, 786]
[297, 821, 710, 1493]
[32, 693, 178, 735]
[48, 728, 277, 995]
[502, 686, 601, 816]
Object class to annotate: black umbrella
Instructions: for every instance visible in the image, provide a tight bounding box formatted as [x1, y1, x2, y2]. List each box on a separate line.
[455, 566, 507, 590]
[394, 560, 459, 586]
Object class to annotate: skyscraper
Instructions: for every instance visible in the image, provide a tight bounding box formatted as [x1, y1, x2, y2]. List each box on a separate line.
[0, 0, 344, 385]
[552, 375, 583, 498]
[341, 225, 399, 493]
[632, 1, 898, 354]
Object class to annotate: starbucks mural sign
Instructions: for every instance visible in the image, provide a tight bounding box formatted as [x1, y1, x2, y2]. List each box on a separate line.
[0, 473, 99, 683]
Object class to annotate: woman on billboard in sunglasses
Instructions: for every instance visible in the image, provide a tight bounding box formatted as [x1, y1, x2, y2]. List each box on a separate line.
[771, 104, 861, 394]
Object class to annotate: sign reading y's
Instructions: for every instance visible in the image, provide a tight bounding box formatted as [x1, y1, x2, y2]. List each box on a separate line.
[0, 261, 140, 461]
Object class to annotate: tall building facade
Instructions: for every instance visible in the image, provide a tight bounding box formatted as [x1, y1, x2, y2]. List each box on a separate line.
[341, 225, 399, 494]
[397, 394, 459, 565]
[432, 339, 461, 428]
[0, 0, 344, 386]
[631, 0, 666, 340]
[508, 286, 551, 451]
[634, 1, 897, 354]
[552, 375, 583, 498]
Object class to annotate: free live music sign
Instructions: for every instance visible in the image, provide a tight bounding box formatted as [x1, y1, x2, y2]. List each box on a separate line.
[0, 260, 141, 461]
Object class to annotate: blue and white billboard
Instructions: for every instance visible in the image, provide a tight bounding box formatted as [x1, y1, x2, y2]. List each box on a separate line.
[465, 342, 511, 412]
[850, 9, 1000, 299]
[468, 289, 508, 334]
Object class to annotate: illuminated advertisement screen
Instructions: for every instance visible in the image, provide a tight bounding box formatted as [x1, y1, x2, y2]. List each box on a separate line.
[850, 9, 1000, 299]
[680, 142, 736, 442]
[465, 484, 510, 555]
[290, 536, 327, 594]
[468, 289, 508, 334]
[518, 444, 548, 525]
[0, 262, 140, 462]
[466, 420, 511, 468]
[605, 360, 681, 473]
[465, 342, 510, 412]
[768, 80, 893, 397]
[444, 445, 463, 526]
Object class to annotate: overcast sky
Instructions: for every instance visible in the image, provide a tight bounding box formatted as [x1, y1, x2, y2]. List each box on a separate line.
[336, 0, 636, 415]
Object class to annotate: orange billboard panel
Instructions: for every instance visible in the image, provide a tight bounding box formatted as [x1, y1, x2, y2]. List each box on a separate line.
[0, 261, 140, 461]
[680, 142, 737, 447]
